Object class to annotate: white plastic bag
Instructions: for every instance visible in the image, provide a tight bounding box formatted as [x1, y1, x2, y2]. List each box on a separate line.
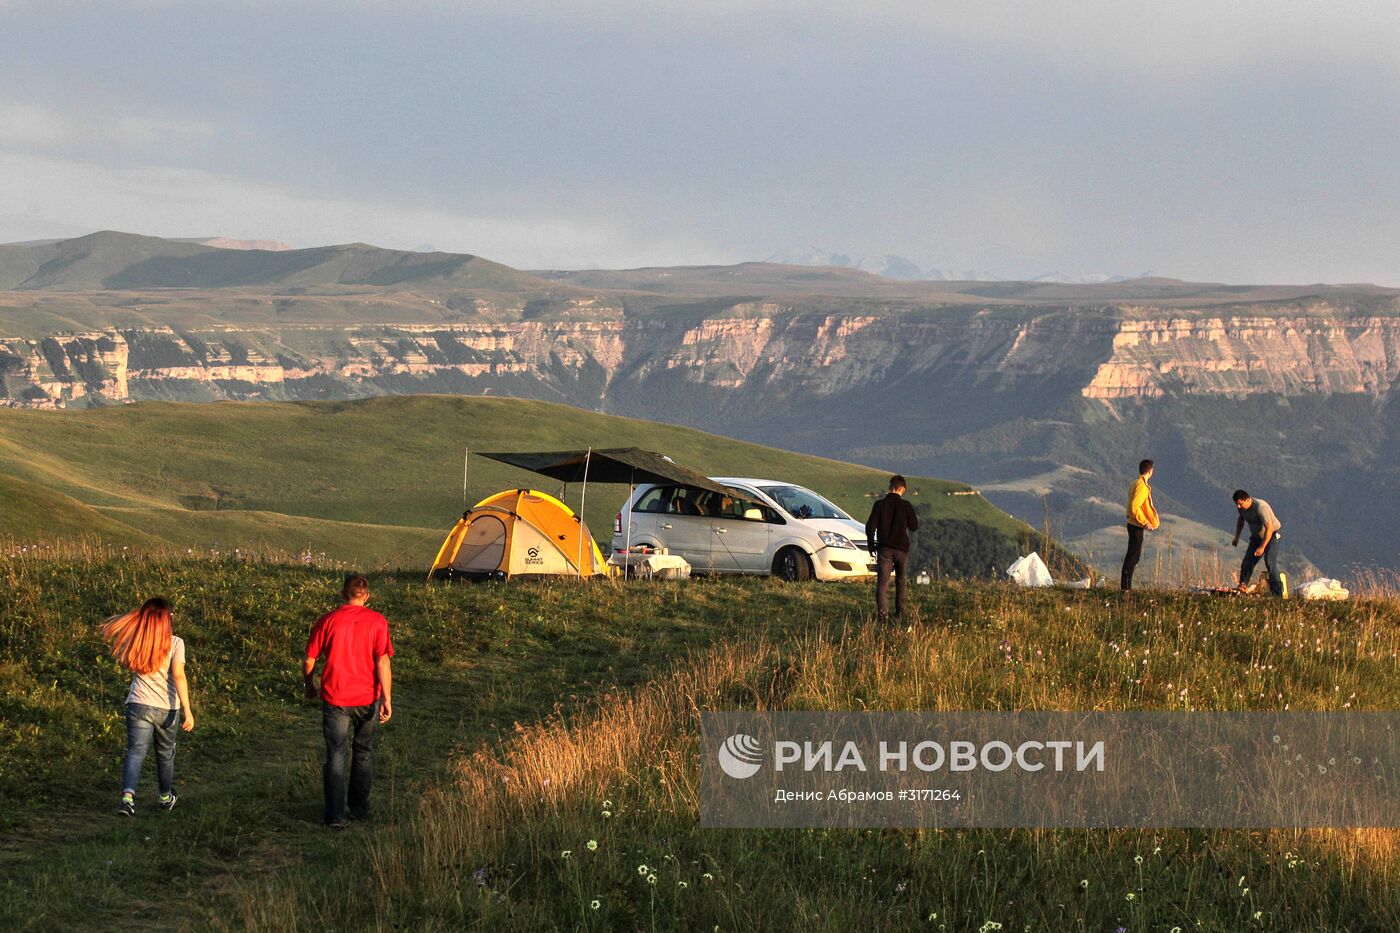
[1006, 552, 1054, 587]
[1297, 578, 1349, 601]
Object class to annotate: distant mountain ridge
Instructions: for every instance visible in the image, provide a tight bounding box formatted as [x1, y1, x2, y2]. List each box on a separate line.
[763, 246, 1161, 284]
[184, 237, 294, 251]
[0, 230, 553, 292]
[3, 231, 1398, 576]
[3, 232, 1395, 307]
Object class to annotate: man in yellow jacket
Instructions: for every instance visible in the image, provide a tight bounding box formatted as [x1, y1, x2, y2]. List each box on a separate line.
[1122, 459, 1160, 591]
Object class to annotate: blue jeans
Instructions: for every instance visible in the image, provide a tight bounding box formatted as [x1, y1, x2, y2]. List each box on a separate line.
[1240, 534, 1284, 596]
[123, 703, 179, 796]
[322, 701, 379, 823]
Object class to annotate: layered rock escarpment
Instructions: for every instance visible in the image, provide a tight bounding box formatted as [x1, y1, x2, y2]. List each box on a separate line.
[1083, 315, 1400, 399]
[2, 310, 1397, 409]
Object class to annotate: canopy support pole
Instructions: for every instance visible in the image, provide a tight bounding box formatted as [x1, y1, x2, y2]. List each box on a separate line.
[462, 446, 470, 510]
[577, 447, 592, 576]
[624, 466, 634, 578]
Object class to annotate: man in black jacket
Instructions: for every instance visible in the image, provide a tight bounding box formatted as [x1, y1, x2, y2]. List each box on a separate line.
[866, 475, 919, 622]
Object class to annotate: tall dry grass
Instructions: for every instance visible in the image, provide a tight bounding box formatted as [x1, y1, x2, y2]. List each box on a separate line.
[234, 586, 1400, 931]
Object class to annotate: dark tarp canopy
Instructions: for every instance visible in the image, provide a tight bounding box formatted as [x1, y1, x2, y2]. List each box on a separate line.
[478, 448, 738, 496]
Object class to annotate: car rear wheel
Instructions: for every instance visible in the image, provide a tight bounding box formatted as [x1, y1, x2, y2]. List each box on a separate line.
[773, 546, 813, 582]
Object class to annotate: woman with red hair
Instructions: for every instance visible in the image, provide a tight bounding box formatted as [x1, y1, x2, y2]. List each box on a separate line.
[101, 597, 195, 816]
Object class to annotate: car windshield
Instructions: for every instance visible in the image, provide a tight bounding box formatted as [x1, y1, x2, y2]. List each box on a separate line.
[757, 485, 849, 520]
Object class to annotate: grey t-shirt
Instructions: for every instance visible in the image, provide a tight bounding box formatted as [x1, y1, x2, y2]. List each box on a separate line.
[126, 635, 185, 709]
[1239, 498, 1281, 538]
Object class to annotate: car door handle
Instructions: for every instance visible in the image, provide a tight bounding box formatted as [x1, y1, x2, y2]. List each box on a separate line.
[660, 523, 673, 529]
[715, 528, 727, 534]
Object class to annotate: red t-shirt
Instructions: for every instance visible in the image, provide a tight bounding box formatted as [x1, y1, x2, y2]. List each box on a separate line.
[305, 604, 394, 707]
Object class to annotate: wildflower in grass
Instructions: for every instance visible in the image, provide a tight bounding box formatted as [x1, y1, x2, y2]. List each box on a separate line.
[561, 850, 572, 859]
[1125, 892, 1136, 901]
[703, 872, 714, 882]
[587, 839, 598, 852]
[1079, 879, 1089, 889]
[1253, 911, 1262, 920]
[1241, 888, 1250, 896]
[678, 881, 689, 889]
[647, 874, 657, 885]
[638, 864, 649, 876]
[1134, 855, 1143, 864]
[602, 810, 612, 818]
[603, 799, 613, 808]
[590, 899, 600, 910]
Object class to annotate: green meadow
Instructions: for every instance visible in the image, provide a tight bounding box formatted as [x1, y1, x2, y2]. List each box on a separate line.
[0, 396, 1017, 570]
[1, 550, 1396, 931]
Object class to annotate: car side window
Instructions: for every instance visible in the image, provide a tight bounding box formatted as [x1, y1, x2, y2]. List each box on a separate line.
[669, 486, 705, 516]
[722, 486, 783, 524]
[634, 486, 671, 513]
[739, 502, 781, 523]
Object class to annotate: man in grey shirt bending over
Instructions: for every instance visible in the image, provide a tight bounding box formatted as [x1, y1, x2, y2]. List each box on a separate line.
[1231, 489, 1284, 596]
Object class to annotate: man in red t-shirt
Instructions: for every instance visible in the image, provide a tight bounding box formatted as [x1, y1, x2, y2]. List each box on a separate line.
[303, 574, 394, 828]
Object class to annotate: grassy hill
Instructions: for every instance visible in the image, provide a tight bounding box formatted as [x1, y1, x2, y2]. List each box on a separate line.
[1, 556, 1395, 930]
[0, 231, 557, 293]
[8, 231, 1399, 308]
[0, 395, 1023, 571]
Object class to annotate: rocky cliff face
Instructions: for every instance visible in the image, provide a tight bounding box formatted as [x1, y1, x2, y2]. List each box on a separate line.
[0, 333, 129, 406]
[5, 306, 1398, 572]
[3, 310, 1397, 409]
[1084, 315, 1400, 399]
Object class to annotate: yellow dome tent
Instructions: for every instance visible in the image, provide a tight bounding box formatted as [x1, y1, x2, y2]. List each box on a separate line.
[428, 489, 607, 581]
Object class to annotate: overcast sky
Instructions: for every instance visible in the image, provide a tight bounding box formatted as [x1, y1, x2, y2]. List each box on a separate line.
[2, 0, 1399, 282]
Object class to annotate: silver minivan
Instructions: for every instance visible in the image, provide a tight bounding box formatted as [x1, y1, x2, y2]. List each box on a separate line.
[611, 477, 876, 581]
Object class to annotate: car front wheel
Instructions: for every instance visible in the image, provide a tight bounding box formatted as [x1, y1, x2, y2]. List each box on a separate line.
[773, 547, 813, 582]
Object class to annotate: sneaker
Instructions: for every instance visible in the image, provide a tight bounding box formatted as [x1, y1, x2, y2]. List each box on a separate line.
[158, 791, 178, 812]
[325, 819, 347, 831]
[117, 797, 136, 817]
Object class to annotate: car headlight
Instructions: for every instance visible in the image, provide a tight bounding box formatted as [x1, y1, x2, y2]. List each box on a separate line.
[818, 530, 855, 550]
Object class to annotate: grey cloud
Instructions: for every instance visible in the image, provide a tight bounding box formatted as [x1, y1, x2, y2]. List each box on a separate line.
[2, 1, 1399, 281]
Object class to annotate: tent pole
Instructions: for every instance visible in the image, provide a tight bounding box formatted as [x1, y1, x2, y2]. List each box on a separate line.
[577, 447, 592, 577]
[624, 466, 634, 580]
[463, 446, 469, 510]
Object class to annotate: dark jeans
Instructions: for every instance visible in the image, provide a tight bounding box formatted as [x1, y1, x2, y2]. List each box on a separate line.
[1121, 524, 1145, 591]
[123, 703, 179, 796]
[323, 701, 379, 823]
[1240, 534, 1284, 595]
[876, 547, 909, 621]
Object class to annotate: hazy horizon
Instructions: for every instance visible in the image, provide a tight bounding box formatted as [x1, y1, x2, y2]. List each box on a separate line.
[4, 1, 1400, 284]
